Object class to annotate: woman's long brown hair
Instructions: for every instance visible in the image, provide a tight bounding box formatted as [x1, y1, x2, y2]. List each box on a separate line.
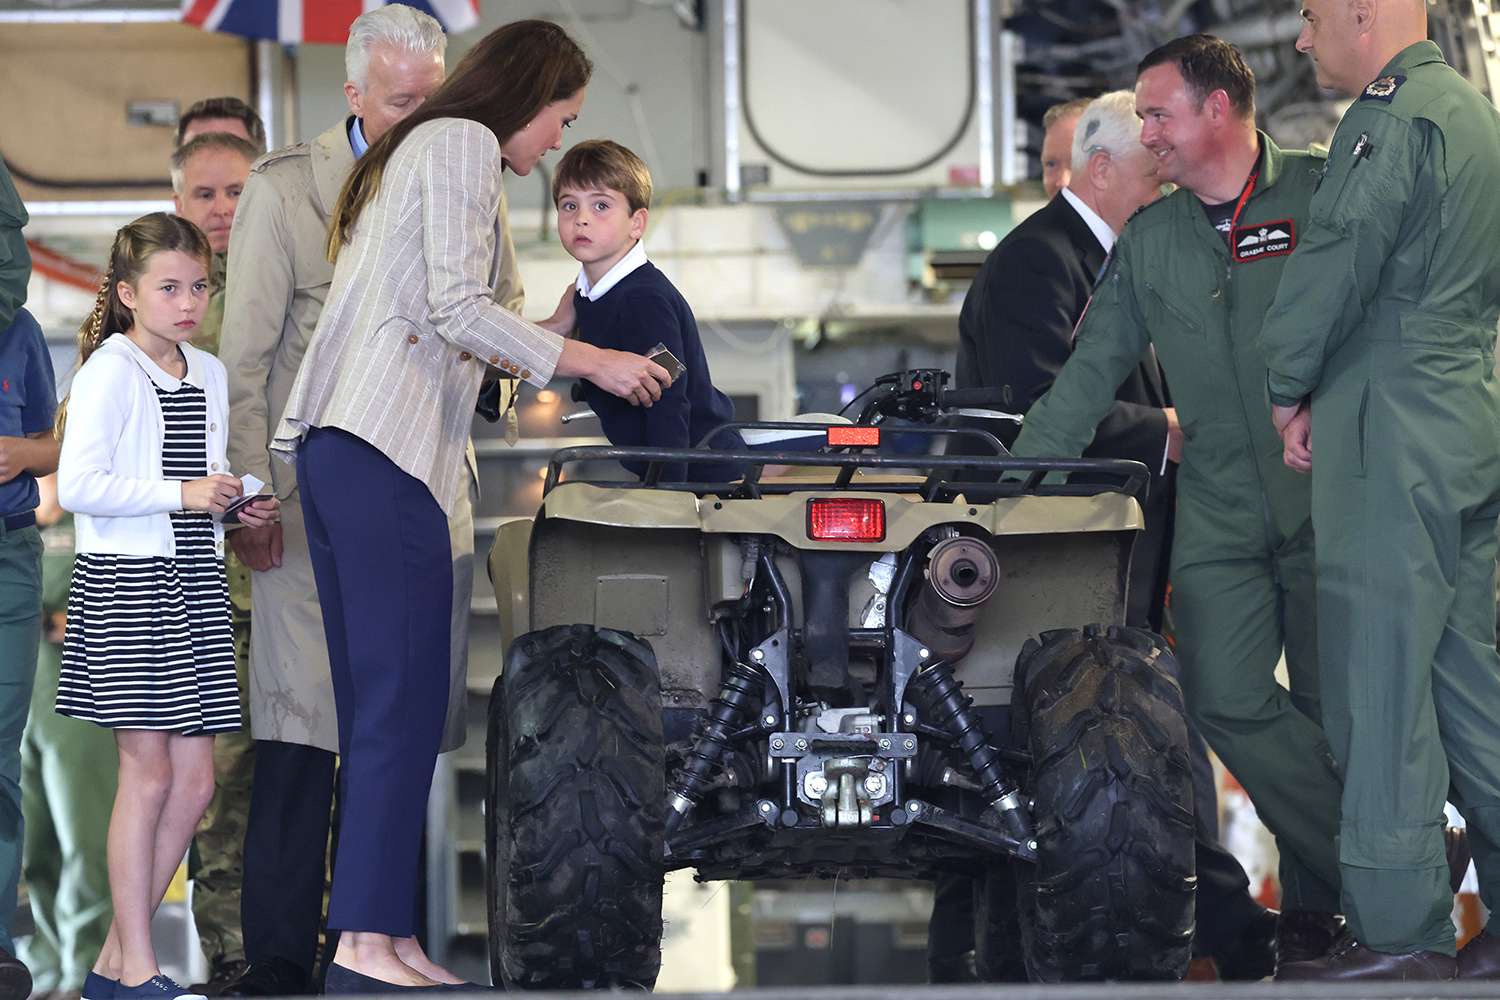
[327, 18, 592, 261]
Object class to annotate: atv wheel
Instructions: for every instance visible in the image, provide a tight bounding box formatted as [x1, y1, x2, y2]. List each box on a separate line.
[1012, 624, 1195, 981]
[486, 624, 666, 989]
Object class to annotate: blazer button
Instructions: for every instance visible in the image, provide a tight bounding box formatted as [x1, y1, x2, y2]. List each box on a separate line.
[489, 355, 501, 366]
[509, 362, 522, 374]
[459, 352, 472, 362]
[407, 334, 419, 345]
[520, 369, 531, 380]
[210, 423, 218, 432]
[210, 462, 220, 471]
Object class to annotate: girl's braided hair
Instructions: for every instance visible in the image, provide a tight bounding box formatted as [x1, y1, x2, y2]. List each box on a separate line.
[56, 212, 211, 438]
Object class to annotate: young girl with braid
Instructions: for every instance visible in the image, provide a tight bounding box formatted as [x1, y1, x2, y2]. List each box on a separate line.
[53, 213, 278, 1000]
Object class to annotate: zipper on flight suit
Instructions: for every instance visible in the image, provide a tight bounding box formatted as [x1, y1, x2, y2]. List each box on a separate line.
[1143, 282, 1203, 333]
[1217, 254, 1284, 559]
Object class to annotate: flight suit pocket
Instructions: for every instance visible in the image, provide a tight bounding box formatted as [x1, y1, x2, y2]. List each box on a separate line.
[1398, 313, 1469, 350]
[1313, 157, 1356, 223]
[1143, 282, 1204, 337]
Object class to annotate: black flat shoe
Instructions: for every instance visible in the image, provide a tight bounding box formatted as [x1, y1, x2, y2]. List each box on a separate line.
[322, 965, 444, 995]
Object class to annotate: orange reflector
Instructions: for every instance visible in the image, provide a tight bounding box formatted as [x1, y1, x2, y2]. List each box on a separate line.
[807, 498, 886, 542]
[827, 426, 880, 447]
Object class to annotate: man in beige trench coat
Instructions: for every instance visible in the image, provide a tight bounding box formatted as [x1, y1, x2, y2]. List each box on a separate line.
[215, 6, 522, 994]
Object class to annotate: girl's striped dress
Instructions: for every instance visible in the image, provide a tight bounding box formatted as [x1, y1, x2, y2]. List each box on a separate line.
[55, 379, 240, 734]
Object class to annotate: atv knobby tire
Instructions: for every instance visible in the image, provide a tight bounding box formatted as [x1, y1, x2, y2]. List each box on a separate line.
[1009, 624, 1195, 981]
[486, 624, 666, 989]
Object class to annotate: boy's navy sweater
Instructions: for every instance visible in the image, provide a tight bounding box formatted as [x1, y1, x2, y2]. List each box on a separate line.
[575, 261, 740, 483]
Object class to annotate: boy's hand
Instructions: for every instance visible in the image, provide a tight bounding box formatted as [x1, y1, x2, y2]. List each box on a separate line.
[539, 283, 579, 337]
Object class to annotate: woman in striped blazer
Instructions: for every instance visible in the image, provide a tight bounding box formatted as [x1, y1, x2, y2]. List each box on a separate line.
[269, 19, 672, 994]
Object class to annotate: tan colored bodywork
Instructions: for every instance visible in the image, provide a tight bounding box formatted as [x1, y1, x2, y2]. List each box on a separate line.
[489, 481, 1141, 708]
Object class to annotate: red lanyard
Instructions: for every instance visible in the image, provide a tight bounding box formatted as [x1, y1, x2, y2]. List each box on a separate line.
[1227, 168, 1260, 251]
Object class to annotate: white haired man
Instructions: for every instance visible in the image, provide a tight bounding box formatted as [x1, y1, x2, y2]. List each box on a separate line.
[216, 5, 516, 994]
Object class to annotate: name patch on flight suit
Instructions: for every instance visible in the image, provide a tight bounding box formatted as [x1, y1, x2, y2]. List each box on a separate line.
[1362, 75, 1406, 102]
[1233, 220, 1296, 262]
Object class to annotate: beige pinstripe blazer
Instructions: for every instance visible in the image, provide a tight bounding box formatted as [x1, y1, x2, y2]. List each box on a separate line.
[271, 117, 563, 514]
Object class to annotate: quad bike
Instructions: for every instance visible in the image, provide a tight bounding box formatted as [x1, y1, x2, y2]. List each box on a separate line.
[485, 369, 1196, 989]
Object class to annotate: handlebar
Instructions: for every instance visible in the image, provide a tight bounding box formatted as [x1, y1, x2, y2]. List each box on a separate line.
[855, 369, 1016, 425]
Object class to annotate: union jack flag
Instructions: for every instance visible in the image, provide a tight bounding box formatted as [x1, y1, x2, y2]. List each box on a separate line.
[180, 0, 481, 44]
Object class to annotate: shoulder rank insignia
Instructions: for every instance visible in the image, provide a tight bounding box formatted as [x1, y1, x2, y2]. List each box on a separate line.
[1362, 75, 1406, 102]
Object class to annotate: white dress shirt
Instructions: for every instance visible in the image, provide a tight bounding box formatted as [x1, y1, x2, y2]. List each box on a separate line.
[576, 240, 648, 302]
[1061, 186, 1117, 254]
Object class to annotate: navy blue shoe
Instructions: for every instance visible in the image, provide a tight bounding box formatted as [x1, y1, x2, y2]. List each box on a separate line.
[83, 971, 119, 1000]
[0, 948, 28, 1000]
[115, 975, 206, 1000]
[323, 964, 446, 994]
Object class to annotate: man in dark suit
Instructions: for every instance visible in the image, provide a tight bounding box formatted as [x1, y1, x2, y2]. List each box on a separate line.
[955, 91, 1179, 629]
[930, 91, 1275, 982]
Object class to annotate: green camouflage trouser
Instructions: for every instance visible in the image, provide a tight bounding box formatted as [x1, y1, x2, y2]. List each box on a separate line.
[190, 602, 253, 966]
[18, 640, 115, 992]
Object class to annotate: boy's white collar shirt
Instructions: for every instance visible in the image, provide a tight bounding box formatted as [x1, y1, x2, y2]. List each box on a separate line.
[576, 240, 648, 302]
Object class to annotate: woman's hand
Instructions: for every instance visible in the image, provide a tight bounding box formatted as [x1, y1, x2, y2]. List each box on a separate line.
[592, 348, 673, 407]
[536, 284, 579, 337]
[182, 474, 242, 513]
[556, 340, 672, 407]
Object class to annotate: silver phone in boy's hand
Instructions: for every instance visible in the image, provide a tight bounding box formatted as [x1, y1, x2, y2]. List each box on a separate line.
[647, 343, 686, 381]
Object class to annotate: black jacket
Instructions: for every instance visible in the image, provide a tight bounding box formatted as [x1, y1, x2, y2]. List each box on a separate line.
[953, 192, 1174, 629]
[955, 192, 1169, 461]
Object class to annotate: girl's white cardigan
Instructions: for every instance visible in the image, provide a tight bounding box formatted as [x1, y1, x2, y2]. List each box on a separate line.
[58, 334, 230, 557]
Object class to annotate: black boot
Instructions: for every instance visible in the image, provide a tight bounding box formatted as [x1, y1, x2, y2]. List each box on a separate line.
[1214, 906, 1278, 980]
[1277, 910, 1349, 966]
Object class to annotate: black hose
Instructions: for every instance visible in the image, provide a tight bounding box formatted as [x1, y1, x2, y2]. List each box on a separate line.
[1, 154, 166, 191]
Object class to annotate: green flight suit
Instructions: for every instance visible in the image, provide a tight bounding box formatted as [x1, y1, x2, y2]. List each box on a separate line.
[18, 513, 115, 992]
[1010, 135, 1343, 913]
[188, 250, 254, 969]
[1259, 41, 1500, 955]
[0, 160, 28, 333]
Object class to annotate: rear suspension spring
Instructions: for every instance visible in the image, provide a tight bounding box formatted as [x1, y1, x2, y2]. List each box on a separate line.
[908, 660, 1035, 846]
[666, 660, 763, 836]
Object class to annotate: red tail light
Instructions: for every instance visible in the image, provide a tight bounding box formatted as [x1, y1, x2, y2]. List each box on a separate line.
[807, 498, 886, 542]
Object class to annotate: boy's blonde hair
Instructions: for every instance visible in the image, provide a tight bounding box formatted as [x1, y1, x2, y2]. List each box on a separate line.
[552, 139, 653, 214]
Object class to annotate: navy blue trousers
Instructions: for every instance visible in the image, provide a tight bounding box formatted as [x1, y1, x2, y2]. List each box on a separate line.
[297, 427, 452, 936]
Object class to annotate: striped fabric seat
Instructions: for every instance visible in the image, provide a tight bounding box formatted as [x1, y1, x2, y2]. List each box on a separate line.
[57, 380, 240, 735]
